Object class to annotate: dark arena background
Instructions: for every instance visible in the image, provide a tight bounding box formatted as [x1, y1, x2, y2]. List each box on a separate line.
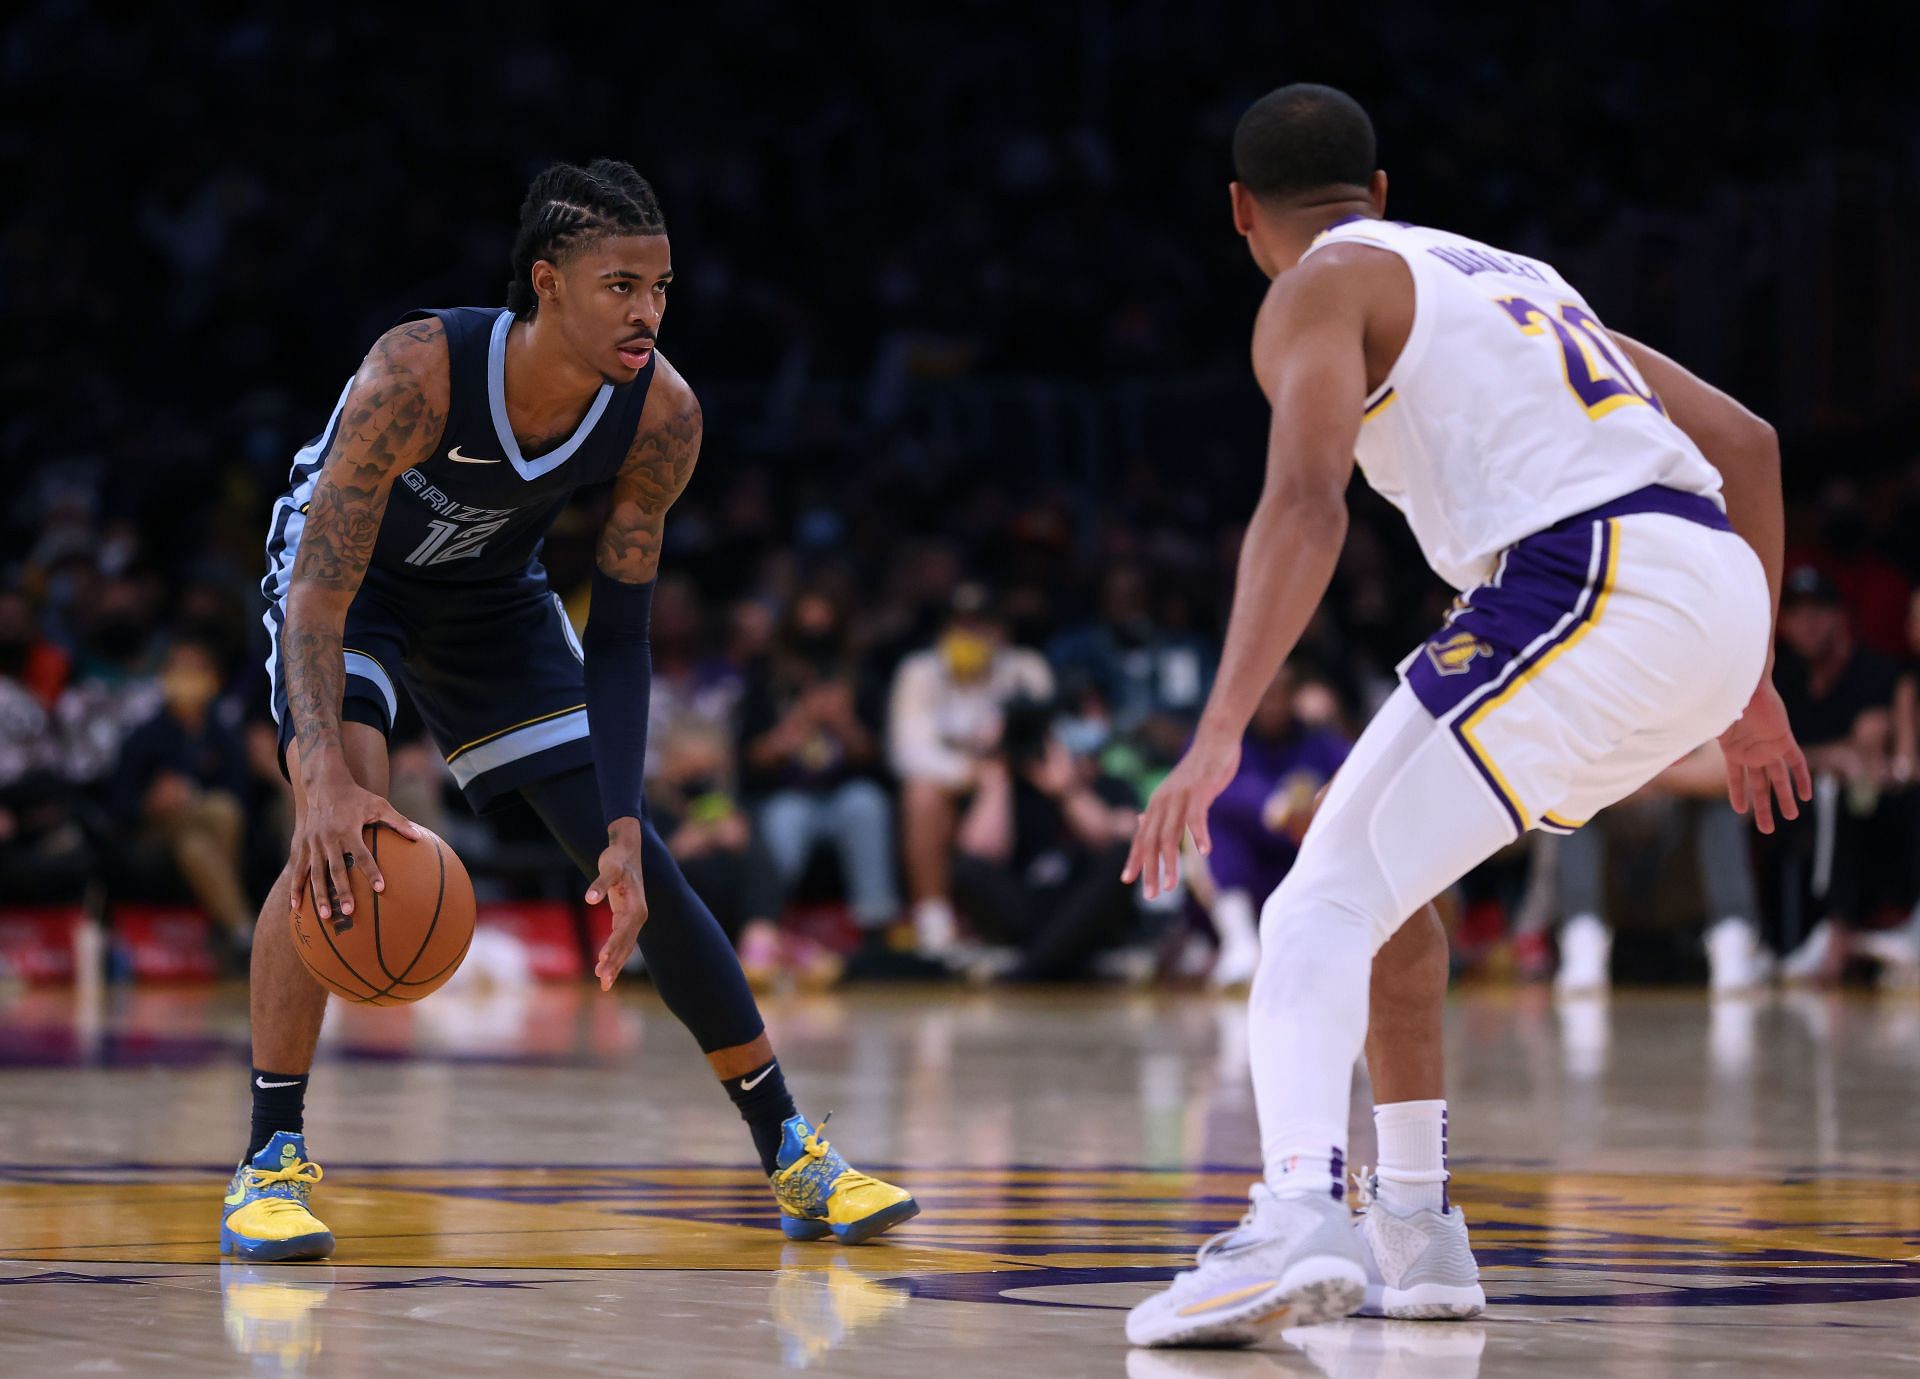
[3, 4, 1918, 1376]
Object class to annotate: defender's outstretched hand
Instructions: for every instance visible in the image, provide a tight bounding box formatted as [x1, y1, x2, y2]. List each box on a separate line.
[1718, 679, 1812, 834]
[1122, 733, 1241, 900]
[588, 821, 651, 989]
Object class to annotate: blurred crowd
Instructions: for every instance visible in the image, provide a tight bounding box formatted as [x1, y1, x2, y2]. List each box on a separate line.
[4, 4, 1918, 989]
[7, 472, 1920, 994]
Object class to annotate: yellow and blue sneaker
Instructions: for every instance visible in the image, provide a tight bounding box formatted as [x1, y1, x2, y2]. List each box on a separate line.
[769, 1114, 919, 1244]
[220, 1130, 335, 1262]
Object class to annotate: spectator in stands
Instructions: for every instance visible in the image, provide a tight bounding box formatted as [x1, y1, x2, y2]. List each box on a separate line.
[646, 575, 747, 783]
[738, 586, 900, 946]
[0, 588, 71, 709]
[1768, 567, 1912, 982]
[649, 723, 813, 989]
[1553, 742, 1770, 997]
[0, 591, 94, 902]
[951, 696, 1140, 980]
[1200, 665, 1350, 988]
[57, 574, 163, 787]
[112, 635, 253, 965]
[1882, 588, 1920, 963]
[888, 585, 1053, 958]
[1048, 567, 1214, 748]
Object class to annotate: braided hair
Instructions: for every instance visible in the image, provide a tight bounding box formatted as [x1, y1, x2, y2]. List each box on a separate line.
[507, 160, 666, 318]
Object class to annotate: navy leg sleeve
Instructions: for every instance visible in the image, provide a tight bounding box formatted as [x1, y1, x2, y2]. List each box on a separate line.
[521, 766, 767, 1054]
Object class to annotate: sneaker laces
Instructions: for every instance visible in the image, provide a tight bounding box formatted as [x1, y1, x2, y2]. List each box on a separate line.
[1191, 1183, 1276, 1268]
[247, 1160, 323, 1197]
[796, 1114, 886, 1195]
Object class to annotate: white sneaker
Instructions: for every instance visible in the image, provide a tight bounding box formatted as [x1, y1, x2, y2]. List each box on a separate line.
[1856, 922, 1920, 990]
[1125, 1185, 1365, 1349]
[1554, 914, 1611, 996]
[1353, 1175, 1486, 1320]
[1705, 917, 1773, 995]
[1780, 921, 1839, 984]
[1209, 936, 1260, 990]
[1209, 891, 1261, 990]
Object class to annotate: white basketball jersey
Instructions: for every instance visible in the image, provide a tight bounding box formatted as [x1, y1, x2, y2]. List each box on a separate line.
[1301, 218, 1726, 591]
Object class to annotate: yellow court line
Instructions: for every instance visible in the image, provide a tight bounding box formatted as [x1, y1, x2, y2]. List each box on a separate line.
[1457, 519, 1621, 826]
[445, 703, 588, 763]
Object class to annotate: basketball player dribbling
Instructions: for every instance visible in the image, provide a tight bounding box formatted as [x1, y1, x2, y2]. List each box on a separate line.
[222, 161, 916, 1261]
[1123, 86, 1810, 1347]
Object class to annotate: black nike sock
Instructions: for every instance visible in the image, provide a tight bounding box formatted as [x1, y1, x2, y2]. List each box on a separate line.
[725, 1060, 799, 1176]
[247, 1068, 310, 1160]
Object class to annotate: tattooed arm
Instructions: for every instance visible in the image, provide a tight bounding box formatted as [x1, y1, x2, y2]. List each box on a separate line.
[596, 356, 703, 584]
[282, 318, 447, 918]
[583, 358, 702, 988]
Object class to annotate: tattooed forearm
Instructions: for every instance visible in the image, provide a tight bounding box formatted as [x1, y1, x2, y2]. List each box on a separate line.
[598, 377, 701, 583]
[285, 320, 447, 770]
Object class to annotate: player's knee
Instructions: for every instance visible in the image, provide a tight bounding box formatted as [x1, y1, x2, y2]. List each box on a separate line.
[1256, 868, 1397, 961]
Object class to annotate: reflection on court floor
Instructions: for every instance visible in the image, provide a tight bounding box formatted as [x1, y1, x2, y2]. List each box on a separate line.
[1, 985, 1917, 1375]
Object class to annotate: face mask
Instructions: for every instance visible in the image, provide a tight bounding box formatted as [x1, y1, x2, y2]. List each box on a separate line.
[940, 631, 993, 681]
[93, 619, 146, 660]
[1056, 715, 1109, 757]
[792, 631, 840, 664]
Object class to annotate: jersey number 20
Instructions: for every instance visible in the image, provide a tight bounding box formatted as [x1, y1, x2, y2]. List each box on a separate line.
[1495, 297, 1664, 421]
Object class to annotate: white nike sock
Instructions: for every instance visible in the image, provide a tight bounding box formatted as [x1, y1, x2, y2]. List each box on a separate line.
[1250, 900, 1373, 1201]
[1373, 1099, 1449, 1213]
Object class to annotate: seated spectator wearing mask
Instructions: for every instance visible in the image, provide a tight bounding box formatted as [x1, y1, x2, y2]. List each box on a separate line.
[739, 587, 900, 949]
[1199, 665, 1350, 988]
[888, 585, 1052, 958]
[113, 635, 254, 967]
[1553, 740, 1771, 997]
[649, 725, 809, 990]
[951, 697, 1141, 980]
[1768, 567, 1913, 983]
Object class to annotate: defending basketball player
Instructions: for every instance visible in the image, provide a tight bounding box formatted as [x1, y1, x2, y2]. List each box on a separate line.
[1122, 87, 1809, 1347]
[222, 161, 917, 1261]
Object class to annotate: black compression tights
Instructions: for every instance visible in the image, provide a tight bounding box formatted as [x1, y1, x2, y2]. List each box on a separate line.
[519, 767, 767, 1054]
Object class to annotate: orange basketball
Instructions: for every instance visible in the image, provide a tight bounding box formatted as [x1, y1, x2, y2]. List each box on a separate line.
[288, 824, 475, 1005]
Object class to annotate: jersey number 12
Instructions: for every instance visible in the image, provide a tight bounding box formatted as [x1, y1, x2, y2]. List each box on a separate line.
[406, 516, 511, 567]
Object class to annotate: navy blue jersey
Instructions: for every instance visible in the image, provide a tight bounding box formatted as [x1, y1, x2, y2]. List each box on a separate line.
[262, 306, 655, 601]
[259, 307, 659, 810]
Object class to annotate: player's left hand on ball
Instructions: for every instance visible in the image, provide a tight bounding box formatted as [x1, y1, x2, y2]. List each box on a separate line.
[1717, 678, 1813, 835]
[587, 825, 650, 990]
[1122, 729, 1241, 900]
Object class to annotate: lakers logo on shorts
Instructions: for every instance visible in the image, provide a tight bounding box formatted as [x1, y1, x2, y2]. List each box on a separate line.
[1426, 631, 1493, 677]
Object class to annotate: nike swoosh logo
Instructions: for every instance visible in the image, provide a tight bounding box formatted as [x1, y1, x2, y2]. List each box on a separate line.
[447, 446, 499, 464]
[255, 1077, 302, 1089]
[739, 1066, 775, 1091]
[1176, 1279, 1279, 1316]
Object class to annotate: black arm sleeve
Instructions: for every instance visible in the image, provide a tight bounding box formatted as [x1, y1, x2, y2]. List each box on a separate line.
[581, 568, 656, 827]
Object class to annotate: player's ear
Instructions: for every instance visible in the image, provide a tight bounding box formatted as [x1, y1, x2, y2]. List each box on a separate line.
[1229, 182, 1256, 238]
[530, 258, 562, 307]
[1369, 169, 1389, 217]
